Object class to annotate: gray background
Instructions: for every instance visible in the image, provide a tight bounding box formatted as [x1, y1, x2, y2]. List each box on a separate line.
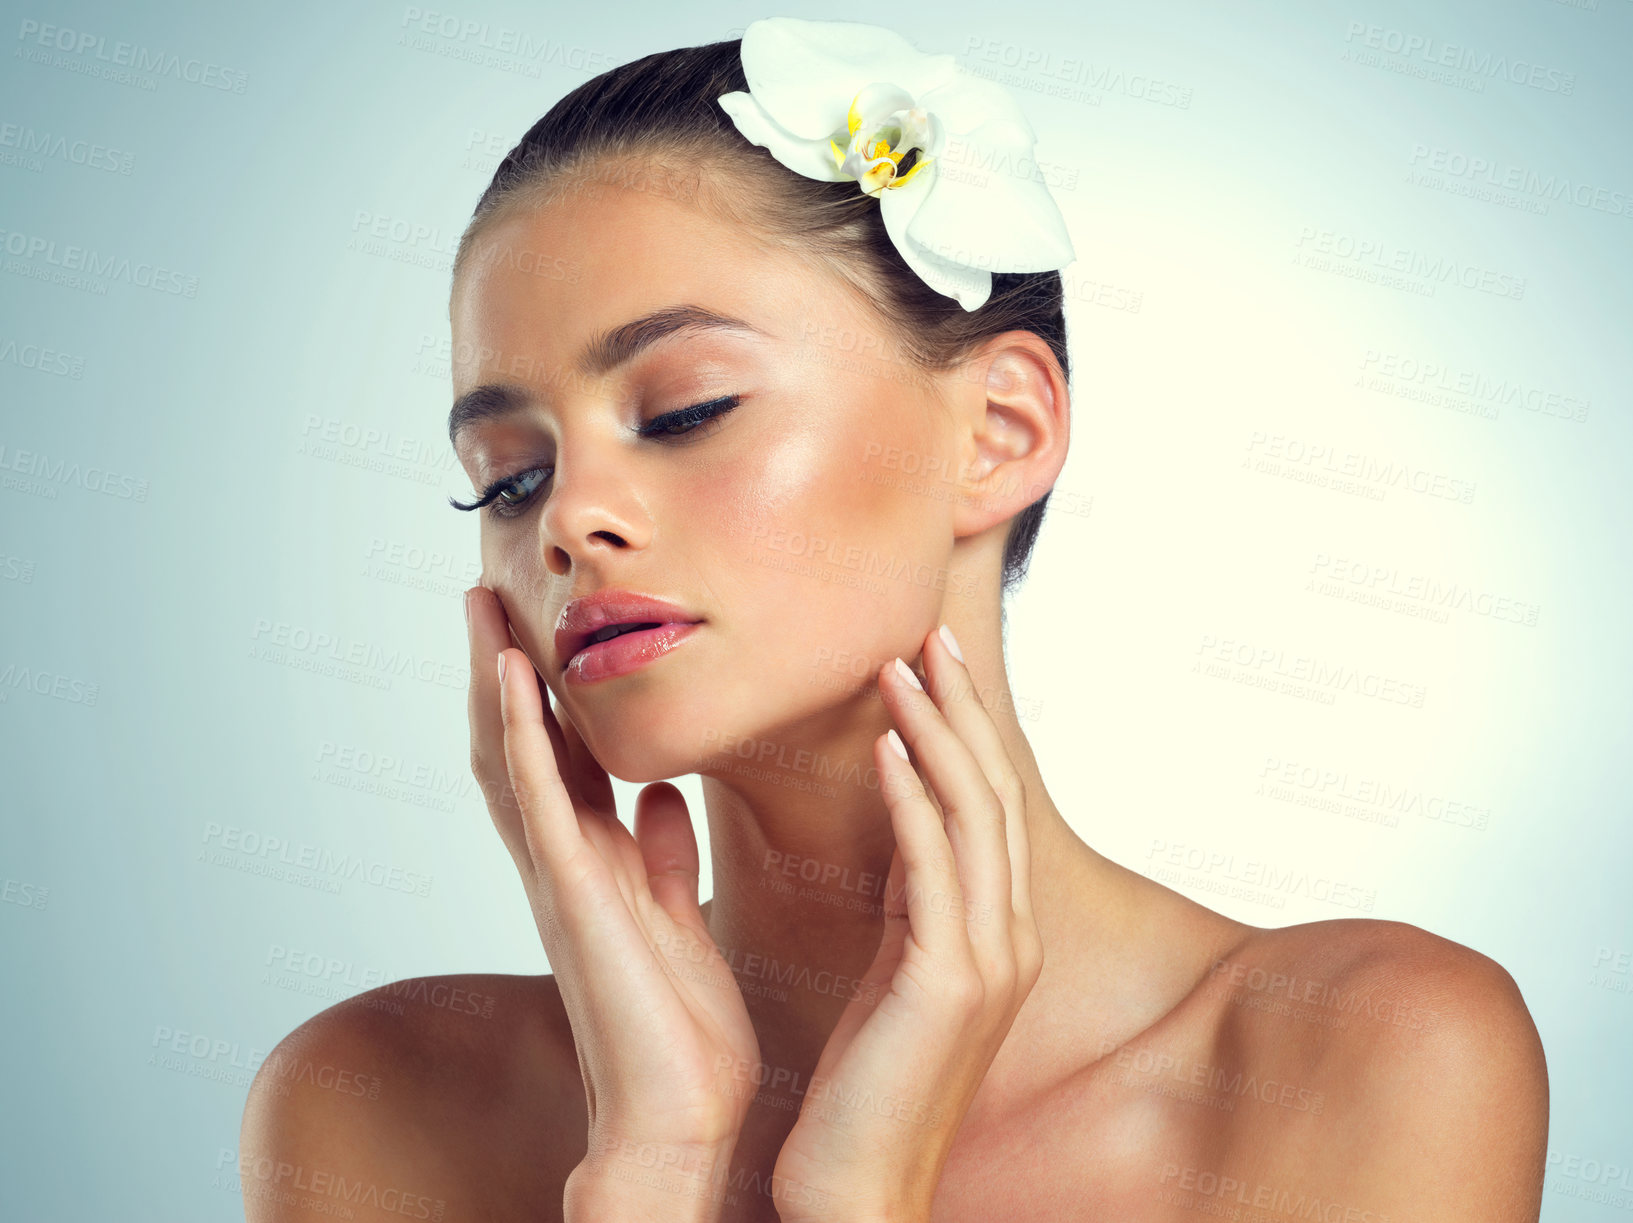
[2, 0, 1628, 1216]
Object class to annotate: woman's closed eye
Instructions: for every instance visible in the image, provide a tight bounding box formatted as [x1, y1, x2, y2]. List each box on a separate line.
[447, 393, 743, 518]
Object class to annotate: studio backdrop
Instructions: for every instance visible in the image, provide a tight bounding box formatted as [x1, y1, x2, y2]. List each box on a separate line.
[1, 0, 1628, 1218]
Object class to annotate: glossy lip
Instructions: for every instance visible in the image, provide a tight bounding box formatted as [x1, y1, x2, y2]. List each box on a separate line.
[554, 590, 704, 677]
[564, 621, 702, 685]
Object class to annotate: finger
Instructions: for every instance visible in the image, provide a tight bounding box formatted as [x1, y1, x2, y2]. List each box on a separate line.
[633, 783, 705, 930]
[549, 692, 616, 816]
[496, 644, 581, 871]
[874, 728, 971, 964]
[539, 691, 645, 912]
[921, 624, 1031, 927]
[879, 654, 1006, 944]
[467, 587, 542, 866]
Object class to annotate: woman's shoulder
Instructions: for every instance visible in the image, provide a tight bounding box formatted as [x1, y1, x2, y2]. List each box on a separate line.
[240, 972, 586, 1221]
[1209, 914, 1535, 1037]
[1193, 916, 1548, 1213]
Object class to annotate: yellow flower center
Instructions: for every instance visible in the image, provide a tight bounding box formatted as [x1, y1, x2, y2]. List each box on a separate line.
[829, 89, 935, 197]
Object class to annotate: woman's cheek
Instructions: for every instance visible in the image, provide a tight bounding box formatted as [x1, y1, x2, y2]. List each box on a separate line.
[481, 530, 554, 667]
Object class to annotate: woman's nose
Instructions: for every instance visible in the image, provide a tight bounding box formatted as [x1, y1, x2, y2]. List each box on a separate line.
[537, 440, 650, 577]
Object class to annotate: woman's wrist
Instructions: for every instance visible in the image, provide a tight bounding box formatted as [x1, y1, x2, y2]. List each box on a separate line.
[564, 1137, 739, 1223]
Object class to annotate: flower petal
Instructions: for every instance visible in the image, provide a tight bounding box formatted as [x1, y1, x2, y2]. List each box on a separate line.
[718, 90, 851, 182]
[904, 120, 1076, 273]
[920, 71, 1037, 140]
[878, 167, 994, 310]
[849, 81, 916, 131]
[893, 106, 936, 153]
[739, 17, 956, 140]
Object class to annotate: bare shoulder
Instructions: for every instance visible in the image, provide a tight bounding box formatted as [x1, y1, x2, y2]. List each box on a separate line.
[240, 972, 587, 1222]
[1205, 917, 1549, 1218]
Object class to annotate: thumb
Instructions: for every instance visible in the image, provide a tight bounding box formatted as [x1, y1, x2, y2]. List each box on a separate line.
[633, 782, 704, 929]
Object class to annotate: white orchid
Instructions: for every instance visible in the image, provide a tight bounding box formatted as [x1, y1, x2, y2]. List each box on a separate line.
[717, 17, 1076, 311]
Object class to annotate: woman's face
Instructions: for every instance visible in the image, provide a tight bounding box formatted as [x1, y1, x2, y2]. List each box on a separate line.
[449, 173, 971, 782]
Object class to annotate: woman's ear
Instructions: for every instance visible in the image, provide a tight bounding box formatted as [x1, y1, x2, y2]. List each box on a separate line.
[949, 330, 1070, 541]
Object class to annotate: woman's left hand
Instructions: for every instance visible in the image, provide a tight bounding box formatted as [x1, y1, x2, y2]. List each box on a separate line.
[769, 624, 1044, 1223]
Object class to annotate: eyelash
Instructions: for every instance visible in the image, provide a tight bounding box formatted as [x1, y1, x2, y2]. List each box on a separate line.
[448, 394, 742, 519]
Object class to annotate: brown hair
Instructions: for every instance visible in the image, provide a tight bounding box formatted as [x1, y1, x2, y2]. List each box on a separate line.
[453, 38, 1070, 598]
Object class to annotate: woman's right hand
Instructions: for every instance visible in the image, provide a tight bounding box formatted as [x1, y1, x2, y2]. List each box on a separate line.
[464, 585, 760, 1211]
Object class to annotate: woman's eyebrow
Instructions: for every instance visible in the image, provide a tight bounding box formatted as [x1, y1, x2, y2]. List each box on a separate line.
[448, 304, 764, 446]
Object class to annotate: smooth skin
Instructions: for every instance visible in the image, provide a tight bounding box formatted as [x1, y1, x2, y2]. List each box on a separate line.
[240, 162, 1548, 1222]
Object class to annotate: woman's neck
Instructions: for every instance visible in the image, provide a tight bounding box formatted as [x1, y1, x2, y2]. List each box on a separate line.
[693, 616, 1252, 1128]
[698, 613, 1046, 1024]
[695, 644, 1144, 1112]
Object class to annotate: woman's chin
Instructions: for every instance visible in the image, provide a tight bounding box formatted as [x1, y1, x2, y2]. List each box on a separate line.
[584, 743, 697, 786]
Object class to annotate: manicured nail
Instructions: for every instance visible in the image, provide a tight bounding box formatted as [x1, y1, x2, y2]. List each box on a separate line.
[938, 624, 964, 662]
[887, 729, 909, 760]
[894, 656, 923, 691]
[464, 588, 474, 626]
[497, 651, 507, 684]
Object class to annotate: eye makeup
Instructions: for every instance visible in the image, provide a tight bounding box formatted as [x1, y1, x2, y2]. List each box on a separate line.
[447, 393, 743, 519]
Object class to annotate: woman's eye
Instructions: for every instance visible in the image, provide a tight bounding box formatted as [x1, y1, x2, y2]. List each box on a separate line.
[450, 394, 743, 520]
[639, 393, 742, 440]
[488, 468, 550, 518]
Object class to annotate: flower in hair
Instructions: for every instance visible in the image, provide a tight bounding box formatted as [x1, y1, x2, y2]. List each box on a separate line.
[717, 17, 1076, 311]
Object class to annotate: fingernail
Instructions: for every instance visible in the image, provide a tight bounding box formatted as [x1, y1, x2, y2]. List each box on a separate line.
[893, 657, 923, 692]
[464, 588, 474, 626]
[887, 729, 909, 760]
[497, 651, 507, 684]
[938, 624, 964, 662]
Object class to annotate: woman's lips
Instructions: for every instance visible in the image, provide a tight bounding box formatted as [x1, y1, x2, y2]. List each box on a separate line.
[564, 621, 701, 685]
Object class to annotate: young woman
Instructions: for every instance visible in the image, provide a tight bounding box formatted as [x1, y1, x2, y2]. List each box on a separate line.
[242, 19, 1548, 1222]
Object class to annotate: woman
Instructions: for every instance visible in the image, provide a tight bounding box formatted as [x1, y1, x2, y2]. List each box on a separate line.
[242, 19, 1548, 1222]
